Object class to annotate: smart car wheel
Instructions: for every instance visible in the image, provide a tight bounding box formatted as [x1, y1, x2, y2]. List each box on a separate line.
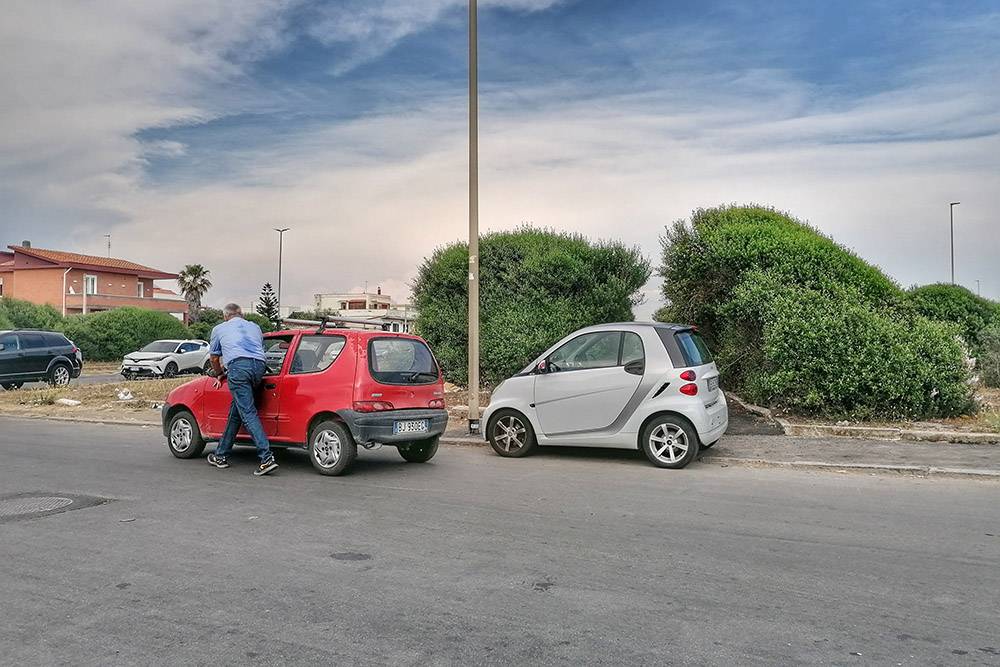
[641, 415, 699, 469]
[309, 420, 357, 476]
[163, 362, 178, 378]
[2, 382, 24, 391]
[488, 410, 537, 458]
[48, 363, 71, 387]
[167, 410, 206, 459]
[398, 436, 439, 463]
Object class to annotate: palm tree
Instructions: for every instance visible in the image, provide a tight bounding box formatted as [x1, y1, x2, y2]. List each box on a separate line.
[177, 264, 212, 323]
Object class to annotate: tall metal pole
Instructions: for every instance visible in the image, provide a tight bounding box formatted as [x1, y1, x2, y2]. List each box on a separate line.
[275, 227, 290, 319]
[949, 202, 960, 284]
[467, 0, 481, 434]
[976, 279, 981, 296]
[104, 234, 111, 257]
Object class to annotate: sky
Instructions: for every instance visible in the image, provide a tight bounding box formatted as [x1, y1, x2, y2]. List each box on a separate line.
[2, 0, 998, 317]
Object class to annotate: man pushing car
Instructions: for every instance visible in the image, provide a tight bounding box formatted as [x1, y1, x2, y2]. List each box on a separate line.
[205, 303, 278, 476]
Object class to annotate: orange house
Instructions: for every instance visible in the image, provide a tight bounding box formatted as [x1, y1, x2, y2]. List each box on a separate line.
[0, 243, 186, 322]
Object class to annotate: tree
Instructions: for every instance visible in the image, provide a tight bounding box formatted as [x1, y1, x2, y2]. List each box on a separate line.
[413, 227, 650, 386]
[177, 265, 213, 323]
[256, 282, 279, 324]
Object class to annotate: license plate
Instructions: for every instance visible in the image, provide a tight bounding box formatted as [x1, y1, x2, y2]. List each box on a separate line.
[130, 366, 141, 372]
[707, 377, 719, 392]
[393, 419, 429, 435]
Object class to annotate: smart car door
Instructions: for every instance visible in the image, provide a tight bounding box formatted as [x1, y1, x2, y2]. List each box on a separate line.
[533, 331, 643, 436]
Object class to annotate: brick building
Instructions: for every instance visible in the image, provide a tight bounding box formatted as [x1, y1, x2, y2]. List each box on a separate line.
[0, 242, 185, 321]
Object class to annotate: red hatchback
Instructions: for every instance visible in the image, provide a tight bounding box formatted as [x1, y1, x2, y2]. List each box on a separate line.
[161, 324, 449, 475]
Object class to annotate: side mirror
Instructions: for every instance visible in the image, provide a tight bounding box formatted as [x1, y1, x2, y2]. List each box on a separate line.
[0, 344, 5, 351]
[534, 360, 549, 374]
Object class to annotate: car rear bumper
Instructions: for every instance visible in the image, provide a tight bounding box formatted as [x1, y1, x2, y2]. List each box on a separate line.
[341, 409, 449, 445]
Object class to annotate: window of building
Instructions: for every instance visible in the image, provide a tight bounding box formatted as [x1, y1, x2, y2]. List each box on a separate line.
[84, 275, 97, 295]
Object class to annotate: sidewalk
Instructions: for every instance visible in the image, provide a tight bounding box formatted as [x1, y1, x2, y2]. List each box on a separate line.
[441, 429, 1000, 479]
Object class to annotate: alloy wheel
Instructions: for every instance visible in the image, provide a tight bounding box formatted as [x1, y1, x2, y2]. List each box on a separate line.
[648, 423, 689, 464]
[493, 415, 527, 453]
[52, 366, 70, 386]
[170, 418, 193, 453]
[313, 429, 342, 468]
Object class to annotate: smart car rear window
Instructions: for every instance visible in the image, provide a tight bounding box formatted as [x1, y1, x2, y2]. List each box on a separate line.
[674, 331, 714, 366]
[369, 338, 439, 385]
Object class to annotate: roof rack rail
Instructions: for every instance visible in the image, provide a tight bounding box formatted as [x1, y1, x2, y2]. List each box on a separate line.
[281, 316, 395, 332]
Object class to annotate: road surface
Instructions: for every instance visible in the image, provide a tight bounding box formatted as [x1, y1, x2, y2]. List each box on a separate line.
[1, 418, 998, 665]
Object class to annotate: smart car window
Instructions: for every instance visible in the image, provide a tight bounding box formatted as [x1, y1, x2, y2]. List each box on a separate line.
[621, 332, 644, 365]
[548, 332, 622, 371]
[369, 338, 439, 385]
[291, 335, 346, 374]
[263, 336, 295, 375]
[675, 331, 714, 366]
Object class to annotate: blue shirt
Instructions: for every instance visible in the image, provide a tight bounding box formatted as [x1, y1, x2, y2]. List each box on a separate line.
[209, 317, 267, 366]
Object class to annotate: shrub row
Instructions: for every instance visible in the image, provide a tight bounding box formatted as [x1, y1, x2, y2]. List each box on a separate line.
[658, 205, 975, 419]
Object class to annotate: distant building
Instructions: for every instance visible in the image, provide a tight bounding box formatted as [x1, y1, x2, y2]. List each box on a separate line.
[0, 241, 186, 321]
[311, 288, 417, 333]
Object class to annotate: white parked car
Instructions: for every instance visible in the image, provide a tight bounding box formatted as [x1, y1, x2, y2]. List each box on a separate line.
[121, 339, 210, 379]
[482, 322, 728, 469]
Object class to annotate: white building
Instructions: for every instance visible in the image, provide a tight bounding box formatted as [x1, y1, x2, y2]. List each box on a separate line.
[308, 289, 418, 333]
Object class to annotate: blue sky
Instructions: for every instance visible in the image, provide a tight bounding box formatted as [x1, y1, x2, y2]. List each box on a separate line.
[1, 0, 998, 311]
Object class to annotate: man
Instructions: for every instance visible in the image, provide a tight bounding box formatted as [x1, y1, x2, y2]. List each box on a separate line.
[206, 303, 278, 476]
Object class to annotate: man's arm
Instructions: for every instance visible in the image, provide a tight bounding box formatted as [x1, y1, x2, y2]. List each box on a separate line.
[209, 326, 225, 382]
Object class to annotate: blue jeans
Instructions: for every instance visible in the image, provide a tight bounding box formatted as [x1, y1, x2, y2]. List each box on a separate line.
[215, 358, 272, 463]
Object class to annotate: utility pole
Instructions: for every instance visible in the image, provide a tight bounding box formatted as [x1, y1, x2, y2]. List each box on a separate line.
[976, 279, 981, 296]
[104, 234, 111, 257]
[949, 202, 960, 284]
[467, 0, 481, 434]
[274, 228, 290, 319]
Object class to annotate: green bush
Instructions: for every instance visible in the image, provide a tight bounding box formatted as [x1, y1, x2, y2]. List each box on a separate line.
[0, 310, 12, 330]
[658, 205, 974, 419]
[244, 312, 275, 333]
[977, 324, 1000, 388]
[61, 308, 191, 361]
[909, 283, 1000, 351]
[413, 227, 651, 386]
[0, 298, 64, 330]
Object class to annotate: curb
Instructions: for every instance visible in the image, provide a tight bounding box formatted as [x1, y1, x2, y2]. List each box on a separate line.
[700, 455, 1000, 479]
[2, 414, 159, 428]
[779, 421, 1000, 445]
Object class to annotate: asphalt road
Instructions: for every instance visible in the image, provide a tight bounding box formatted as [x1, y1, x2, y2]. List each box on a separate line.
[1, 418, 998, 666]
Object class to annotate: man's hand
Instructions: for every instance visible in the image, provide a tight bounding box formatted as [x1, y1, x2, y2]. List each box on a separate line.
[212, 373, 227, 390]
[209, 354, 226, 388]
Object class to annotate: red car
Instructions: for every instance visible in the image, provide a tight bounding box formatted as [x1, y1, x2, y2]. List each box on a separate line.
[161, 325, 449, 475]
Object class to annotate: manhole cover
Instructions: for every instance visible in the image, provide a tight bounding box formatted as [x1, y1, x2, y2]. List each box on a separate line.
[0, 492, 112, 522]
[0, 496, 74, 517]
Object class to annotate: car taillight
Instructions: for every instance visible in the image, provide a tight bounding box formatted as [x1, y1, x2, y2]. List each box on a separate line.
[353, 401, 395, 413]
[679, 383, 699, 396]
[428, 398, 445, 409]
[680, 370, 696, 381]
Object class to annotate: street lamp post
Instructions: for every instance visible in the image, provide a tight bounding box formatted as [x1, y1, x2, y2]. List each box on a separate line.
[274, 228, 290, 318]
[467, 0, 480, 434]
[949, 202, 960, 284]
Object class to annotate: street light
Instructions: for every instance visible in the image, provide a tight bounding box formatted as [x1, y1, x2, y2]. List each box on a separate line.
[467, 0, 481, 434]
[976, 279, 981, 297]
[949, 202, 960, 284]
[274, 228, 290, 318]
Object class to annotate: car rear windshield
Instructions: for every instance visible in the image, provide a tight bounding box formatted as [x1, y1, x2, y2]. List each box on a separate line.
[369, 338, 439, 385]
[674, 330, 714, 366]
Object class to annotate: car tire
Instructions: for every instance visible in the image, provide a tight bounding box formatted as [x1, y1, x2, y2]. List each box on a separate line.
[1, 382, 24, 391]
[163, 362, 178, 379]
[202, 361, 212, 375]
[487, 409, 537, 458]
[167, 410, 206, 459]
[308, 420, 357, 476]
[397, 436, 439, 463]
[48, 363, 72, 387]
[640, 414, 700, 469]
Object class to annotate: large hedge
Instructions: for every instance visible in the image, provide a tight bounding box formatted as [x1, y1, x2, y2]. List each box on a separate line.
[658, 205, 974, 419]
[61, 307, 191, 361]
[413, 227, 651, 386]
[0, 298, 64, 330]
[908, 283, 1000, 351]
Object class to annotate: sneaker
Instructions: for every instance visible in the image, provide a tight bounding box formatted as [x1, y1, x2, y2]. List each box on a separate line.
[253, 457, 278, 476]
[207, 453, 229, 469]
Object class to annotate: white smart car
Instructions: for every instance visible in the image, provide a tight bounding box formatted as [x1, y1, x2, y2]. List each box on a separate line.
[482, 322, 728, 469]
[121, 339, 210, 379]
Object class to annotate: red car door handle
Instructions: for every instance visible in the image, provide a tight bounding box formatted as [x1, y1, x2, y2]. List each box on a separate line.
[264, 383, 277, 390]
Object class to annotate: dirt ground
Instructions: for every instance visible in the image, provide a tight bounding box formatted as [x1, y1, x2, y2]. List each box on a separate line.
[0, 377, 188, 422]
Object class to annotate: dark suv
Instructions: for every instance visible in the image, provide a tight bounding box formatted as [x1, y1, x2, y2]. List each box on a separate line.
[0, 330, 83, 389]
